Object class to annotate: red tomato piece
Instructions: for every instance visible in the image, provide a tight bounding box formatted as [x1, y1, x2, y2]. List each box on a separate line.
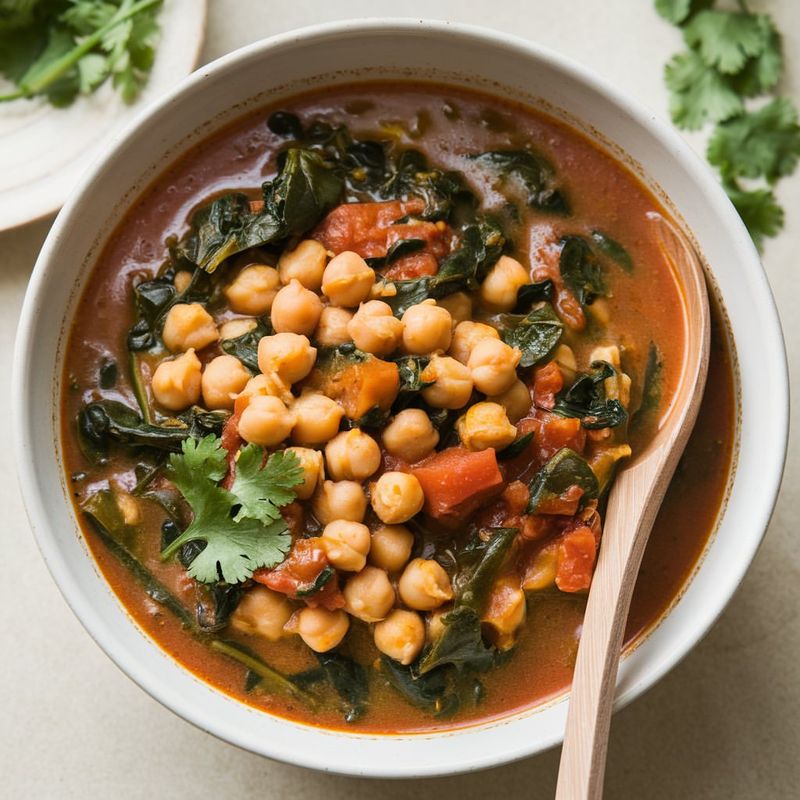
[532, 361, 563, 409]
[382, 251, 439, 280]
[555, 525, 598, 592]
[536, 484, 585, 516]
[254, 538, 345, 610]
[411, 447, 505, 524]
[532, 247, 586, 332]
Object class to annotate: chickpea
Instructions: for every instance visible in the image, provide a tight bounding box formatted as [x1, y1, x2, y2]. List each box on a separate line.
[325, 429, 381, 481]
[479, 255, 530, 312]
[347, 300, 403, 356]
[425, 607, 450, 643]
[522, 544, 558, 591]
[151, 349, 202, 411]
[401, 299, 452, 355]
[162, 303, 218, 353]
[115, 491, 141, 526]
[230, 586, 292, 641]
[284, 447, 324, 500]
[312, 480, 367, 524]
[370, 471, 425, 524]
[398, 558, 454, 611]
[343, 566, 395, 622]
[224, 265, 280, 316]
[278, 239, 327, 291]
[257, 332, 317, 384]
[483, 576, 526, 651]
[201, 354, 251, 410]
[488, 378, 532, 423]
[321, 251, 375, 307]
[219, 318, 257, 340]
[321, 520, 371, 572]
[436, 291, 472, 325]
[381, 409, 439, 463]
[270, 279, 323, 336]
[238, 372, 293, 405]
[173, 269, 193, 293]
[369, 524, 414, 573]
[420, 355, 473, 410]
[294, 607, 350, 653]
[315, 306, 353, 346]
[449, 320, 500, 365]
[554, 343, 577, 384]
[456, 402, 518, 452]
[291, 392, 345, 446]
[468, 337, 522, 395]
[238, 395, 295, 447]
[373, 609, 425, 665]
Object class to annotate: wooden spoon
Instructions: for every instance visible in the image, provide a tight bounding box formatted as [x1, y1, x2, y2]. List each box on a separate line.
[555, 217, 710, 800]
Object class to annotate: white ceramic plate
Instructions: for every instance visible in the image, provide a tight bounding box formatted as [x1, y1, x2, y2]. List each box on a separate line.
[13, 20, 789, 778]
[0, 0, 207, 232]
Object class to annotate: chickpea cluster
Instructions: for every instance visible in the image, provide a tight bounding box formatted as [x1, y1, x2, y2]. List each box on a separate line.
[151, 237, 539, 665]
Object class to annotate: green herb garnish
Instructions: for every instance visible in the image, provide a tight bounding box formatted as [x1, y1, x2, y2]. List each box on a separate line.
[0, 0, 162, 107]
[160, 436, 302, 584]
[655, 1, 800, 250]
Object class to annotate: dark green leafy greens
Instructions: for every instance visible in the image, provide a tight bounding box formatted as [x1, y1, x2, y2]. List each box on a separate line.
[552, 361, 629, 430]
[219, 318, 272, 372]
[470, 150, 570, 215]
[495, 303, 563, 368]
[590, 231, 634, 273]
[78, 399, 227, 460]
[0, 0, 162, 107]
[559, 236, 607, 306]
[527, 448, 599, 514]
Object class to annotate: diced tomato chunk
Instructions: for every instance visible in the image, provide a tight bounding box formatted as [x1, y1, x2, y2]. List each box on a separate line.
[536, 484, 584, 516]
[411, 447, 505, 524]
[220, 394, 248, 488]
[532, 247, 586, 331]
[254, 538, 345, 610]
[520, 412, 586, 465]
[382, 251, 439, 280]
[555, 525, 598, 592]
[312, 199, 450, 263]
[532, 361, 563, 409]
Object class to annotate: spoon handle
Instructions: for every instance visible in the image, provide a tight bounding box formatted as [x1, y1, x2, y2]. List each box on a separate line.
[555, 216, 710, 800]
[554, 452, 669, 800]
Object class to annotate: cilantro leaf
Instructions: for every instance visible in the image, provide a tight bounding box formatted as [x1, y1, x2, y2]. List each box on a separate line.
[232, 447, 304, 525]
[683, 10, 771, 75]
[731, 16, 782, 97]
[160, 436, 297, 584]
[723, 180, 784, 251]
[665, 50, 742, 130]
[654, 0, 712, 25]
[708, 99, 800, 184]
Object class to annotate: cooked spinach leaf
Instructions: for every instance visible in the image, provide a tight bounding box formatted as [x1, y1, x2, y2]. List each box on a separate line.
[417, 606, 495, 675]
[497, 432, 534, 461]
[388, 220, 505, 316]
[78, 400, 228, 458]
[454, 527, 518, 613]
[527, 448, 599, 514]
[552, 361, 628, 429]
[175, 148, 344, 274]
[82, 490, 194, 628]
[380, 657, 464, 717]
[559, 235, 608, 306]
[495, 303, 563, 368]
[220, 317, 273, 372]
[591, 230, 634, 273]
[195, 583, 246, 633]
[267, 110, 303, 138]
[314, 651, 369, 723]
[471, 149, 570, 215]
[212, 639, 319, 708]
[632, 341, 664, 428]
[514, 279, 554, 312]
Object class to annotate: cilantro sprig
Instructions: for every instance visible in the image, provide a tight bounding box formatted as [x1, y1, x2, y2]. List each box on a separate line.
[159, 436, 303, 585]
[0, 0, 162, 107]
[656, 1, 800, 250]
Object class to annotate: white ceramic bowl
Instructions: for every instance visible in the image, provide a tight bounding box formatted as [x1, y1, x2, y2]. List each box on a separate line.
[13, 20, 788, 778]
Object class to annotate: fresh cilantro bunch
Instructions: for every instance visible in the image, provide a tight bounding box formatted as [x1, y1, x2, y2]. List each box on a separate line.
[160, 436, 304, 585]
[656, 0, 800, 250]
[0, 0, 162, 107]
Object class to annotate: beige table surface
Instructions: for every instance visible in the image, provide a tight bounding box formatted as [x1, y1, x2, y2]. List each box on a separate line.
[2, 2, 798, 797]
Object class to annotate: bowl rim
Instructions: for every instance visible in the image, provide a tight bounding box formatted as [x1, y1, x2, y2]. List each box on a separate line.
[12, 17, 790, 778]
